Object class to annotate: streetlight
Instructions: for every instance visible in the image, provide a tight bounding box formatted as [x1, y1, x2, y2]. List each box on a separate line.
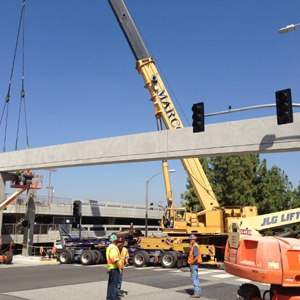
[46, 169, 57, 207]
[145, 169, 176, 237]
[278, 23, 300, 34]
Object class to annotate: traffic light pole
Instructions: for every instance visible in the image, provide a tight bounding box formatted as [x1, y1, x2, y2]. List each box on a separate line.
[205, 103, 300, 118]
[79, 214, 82, 239]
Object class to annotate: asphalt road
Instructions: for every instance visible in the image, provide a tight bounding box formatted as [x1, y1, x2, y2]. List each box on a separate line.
[0, 256, 269, 300]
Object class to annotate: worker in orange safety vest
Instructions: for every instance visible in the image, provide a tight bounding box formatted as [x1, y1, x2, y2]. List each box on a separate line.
[188, 234, 202, 298]
[24, 170, 33, 185]
[106, 234, 122, 300]
[116, 237, 129, 298]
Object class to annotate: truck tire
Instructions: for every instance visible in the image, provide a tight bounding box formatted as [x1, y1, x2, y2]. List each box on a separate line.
[133, 250, 150, 267]
[3, 251, 13, 264]
[59, 249, 74, 264]
[80, 250, 96, 265]
[237, 283, 261, 300]
[161, 251, 178, 268]
[93, 250, 105, 264]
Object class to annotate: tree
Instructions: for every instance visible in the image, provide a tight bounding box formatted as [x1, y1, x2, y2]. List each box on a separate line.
[181, 154, 300, 216]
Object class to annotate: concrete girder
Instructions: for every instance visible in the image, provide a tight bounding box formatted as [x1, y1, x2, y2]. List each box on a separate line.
[0, 113, 299, 172]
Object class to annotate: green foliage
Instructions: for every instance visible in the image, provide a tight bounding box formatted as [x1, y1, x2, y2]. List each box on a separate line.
[181, 154, 300, 217]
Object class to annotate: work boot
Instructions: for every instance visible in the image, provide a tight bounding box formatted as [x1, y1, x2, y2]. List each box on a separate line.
[190, 294, 201, 298]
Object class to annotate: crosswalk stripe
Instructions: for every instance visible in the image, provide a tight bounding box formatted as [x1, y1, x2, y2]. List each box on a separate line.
[212, 274, 234, 278]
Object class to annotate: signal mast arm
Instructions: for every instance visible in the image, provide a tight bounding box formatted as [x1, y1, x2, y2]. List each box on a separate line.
[108, 0, 218, 210]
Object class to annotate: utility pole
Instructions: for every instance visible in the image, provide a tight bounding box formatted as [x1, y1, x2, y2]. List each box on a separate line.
[47, 169, 56, 207]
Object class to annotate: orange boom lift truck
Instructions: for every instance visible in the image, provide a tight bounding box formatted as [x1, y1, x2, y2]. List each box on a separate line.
[224, 208, 300, 299]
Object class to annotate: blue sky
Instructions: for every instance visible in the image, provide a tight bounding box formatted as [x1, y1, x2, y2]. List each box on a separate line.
[0, 0, 299, 207]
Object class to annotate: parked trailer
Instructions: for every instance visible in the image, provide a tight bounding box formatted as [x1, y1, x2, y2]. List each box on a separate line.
[57, 236, 108, 265]
[56, 224, 108, 265]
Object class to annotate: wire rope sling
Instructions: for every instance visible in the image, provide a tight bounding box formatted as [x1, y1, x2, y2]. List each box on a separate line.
[0, 0, 29, 152]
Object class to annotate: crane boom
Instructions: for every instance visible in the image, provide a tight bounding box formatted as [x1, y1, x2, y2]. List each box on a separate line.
[108, 0, 218, 210]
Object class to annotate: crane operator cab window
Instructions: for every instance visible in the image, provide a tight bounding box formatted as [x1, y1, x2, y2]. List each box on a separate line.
[176, 211, 185, 221]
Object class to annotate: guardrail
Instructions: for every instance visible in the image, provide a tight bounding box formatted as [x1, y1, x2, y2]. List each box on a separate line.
[4, 194, 165, 212]
[2, 223, 162, 244]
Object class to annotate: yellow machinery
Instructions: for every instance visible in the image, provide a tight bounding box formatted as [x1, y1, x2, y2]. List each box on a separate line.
[108, 0, 257, 263]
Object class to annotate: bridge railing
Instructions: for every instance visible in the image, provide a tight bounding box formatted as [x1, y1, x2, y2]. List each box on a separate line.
[4, 194, 165, 212]
[2, 223, 162, 244]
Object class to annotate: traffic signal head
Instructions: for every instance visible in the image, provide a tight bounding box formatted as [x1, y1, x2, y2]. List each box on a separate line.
[72, 200, 82, 218]
[192, 102, 205, 132]
[276, 89, 293, 125]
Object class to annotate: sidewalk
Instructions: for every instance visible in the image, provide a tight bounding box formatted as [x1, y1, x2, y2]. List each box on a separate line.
[12, 254, 58, 265]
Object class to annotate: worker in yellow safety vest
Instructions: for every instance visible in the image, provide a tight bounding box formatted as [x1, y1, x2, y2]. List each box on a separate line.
[188, 234, 202, 298]
[116, 237, 129, 298]
[106, 234, 122, 300]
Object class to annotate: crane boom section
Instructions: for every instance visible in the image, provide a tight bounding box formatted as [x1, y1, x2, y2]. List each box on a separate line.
[108, 0, 218, 209]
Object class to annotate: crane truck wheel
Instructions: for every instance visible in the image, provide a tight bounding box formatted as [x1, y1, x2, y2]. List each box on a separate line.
[236, 283, 261, 300]
[80, 250, 96, 265]
[93, 250, 105, 264]
[161, 251, 178, 268]
[59, 249, 74, 264]
[132, 250, 150, 267]
[3, 251, 13, 264]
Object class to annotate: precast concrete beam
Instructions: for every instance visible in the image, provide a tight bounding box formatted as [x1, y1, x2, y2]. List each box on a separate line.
[0, 113, 299, 172]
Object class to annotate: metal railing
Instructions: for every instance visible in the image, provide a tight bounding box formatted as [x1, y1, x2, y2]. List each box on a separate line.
[2, 223, 161, 243]
[3, 194, 165, 212]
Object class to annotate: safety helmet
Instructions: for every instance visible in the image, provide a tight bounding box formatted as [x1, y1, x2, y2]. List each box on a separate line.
[109, 234, 118, 242]
[117, 237, 125, 243]
[189, 234, 197, 240]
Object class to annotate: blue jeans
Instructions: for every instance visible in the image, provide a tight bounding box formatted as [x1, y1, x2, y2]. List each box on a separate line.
[190, 264, 201, 295]
[117, 271, 123, 294]
[107, 268, 120, 300]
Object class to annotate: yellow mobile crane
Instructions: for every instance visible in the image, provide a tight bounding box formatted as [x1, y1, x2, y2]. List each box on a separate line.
[108, 0, 257, 265]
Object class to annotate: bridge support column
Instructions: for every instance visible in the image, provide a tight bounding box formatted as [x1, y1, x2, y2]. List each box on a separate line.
[22, 189, 37, 256]
[0, 173, 5, 238]
[0, 172, 13, 242]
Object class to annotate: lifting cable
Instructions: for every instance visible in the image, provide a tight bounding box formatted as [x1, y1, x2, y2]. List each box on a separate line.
[15, 0, 29, 151]
[0, 0, 29, 152]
